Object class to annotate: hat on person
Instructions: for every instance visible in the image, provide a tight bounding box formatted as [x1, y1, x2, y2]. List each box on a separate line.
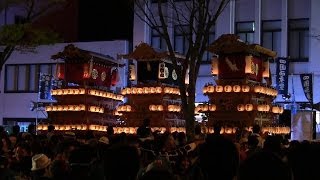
[99, 136, 109, 144]
[31, 154, 51, 171]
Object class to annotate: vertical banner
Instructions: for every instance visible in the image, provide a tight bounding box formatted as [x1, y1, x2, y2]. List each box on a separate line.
[38, 73, 54, 101]
[276, 57, 289, 95]
[300, 74, 313, 103]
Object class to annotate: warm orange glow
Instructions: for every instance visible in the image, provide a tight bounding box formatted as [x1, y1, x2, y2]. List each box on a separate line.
[211, 56, 219, 75]
[245, 55, 253, 74]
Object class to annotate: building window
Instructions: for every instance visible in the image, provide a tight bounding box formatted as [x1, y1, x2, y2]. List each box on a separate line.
[202, 28, 215, 63]
[151, 26, 167, 51]
[288, 19, 309, 62]
[262, 20, 281, 58]
[151, 0, 168, 3]
[174, 24, 191, 55]
[236, 21, 255, 44]
[5, 63, 56, 93]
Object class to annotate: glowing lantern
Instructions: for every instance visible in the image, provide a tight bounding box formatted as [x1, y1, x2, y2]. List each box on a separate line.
[126, 88, 132, 94]
[224, 85, 232, 92]
[149, 105, 156, 111]
[56, 64, 65, 79]
[132, 88, 137, 94]
[202, 104, 209, 112]
[254, 86, 262, 93]
[202, 86, 208, 94]
[45, 106, 52, 111]
[208, 85, 215, 93]
[156, 87, 162, 93]
[215, 85, 223, 92]
[257, 105, 264, 111]
[129, 63, 137, 81]
[262, 61, 270, 78]
[209, 104, 216, 111]
[150, 87, 156, 93]
[126, 105, 132, 112]
[245, 55, 253, 74]
[237, 104, 245, 111]
[83, 63, 90, 79]
[242, 85, 250, 92]
[245, 104, 253, 111]
[272, 106, 279, 113]
[233, 85, 241, 92]
[211, 56, 219, 75]
[157, 105, 164, 111]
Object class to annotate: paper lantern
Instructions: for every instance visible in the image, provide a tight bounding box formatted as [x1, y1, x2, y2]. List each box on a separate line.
[111, 68, 120, 86]
[262, 61, 270, 78]
[157, 105, 164, 111]
[245, 104, 253, 111]
[245, 55, 253, 74]
[224, 85, 232, 92]
[208, 85, 215, 93]
[56, 64, 65, 79]
[209, 104, 216, 111]
[158, 62, 166, 79]
[242, 85, 250, 92]
[233, 85, 241, 92]
[254, 86, 262, 93]
[156, 87, 162, 93]
[83, 63, 90, 79]
[215, 85, 223, 92]
[211, 56, 219, 75]
[129, 64, 137, 81]
[237, 104, 245, 111]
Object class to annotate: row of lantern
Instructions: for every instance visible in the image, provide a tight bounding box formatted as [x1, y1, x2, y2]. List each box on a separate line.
[121, 86, 180, 95]
[211, 55, 270, 78]
[37, 124, 186, 134]
[45, 105, 104, 114]
[203, 84, 278, 97]
[51, 88, 124, 101]
[195, 104, 217, 113]
[116, 104, 182, 112]
[195, 103, 283, 114]
[51, 88, 86, 95]
[261, 126, 291, 134]
[237, 104, 284, 114]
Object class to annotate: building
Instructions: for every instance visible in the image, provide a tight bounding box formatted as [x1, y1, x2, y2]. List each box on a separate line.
[0, 1, 130, 129]
[133, 0, 320, 123]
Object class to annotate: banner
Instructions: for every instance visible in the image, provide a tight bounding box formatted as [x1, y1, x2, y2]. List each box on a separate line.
[38, 73, 54, 100]
[291, 110, 313, 141]
[276, 57, 289, 95]
[300, 74, 313, 103]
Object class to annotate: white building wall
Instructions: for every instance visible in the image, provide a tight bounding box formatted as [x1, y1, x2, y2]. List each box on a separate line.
[131, 0, 320, 104]
[0, 41, 129, 125]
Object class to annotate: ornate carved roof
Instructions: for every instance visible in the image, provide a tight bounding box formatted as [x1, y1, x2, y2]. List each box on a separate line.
[208, 34, 277, 58]
[121, 42, 185, 61]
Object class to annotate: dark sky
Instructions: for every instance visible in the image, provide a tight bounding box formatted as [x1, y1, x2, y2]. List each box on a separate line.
[78, 0, 133, 42]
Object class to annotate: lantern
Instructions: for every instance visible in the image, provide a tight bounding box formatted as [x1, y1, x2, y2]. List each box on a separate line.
[137, 88, 143, 94]
[56, 64, 65, 80]
[203, 86, 208, 94]
[233, 85, 241, 92]
[202, 104, 209, 112]
[242, 85, 250, 92]
[216, 85, 223, 92]
[245, 55, 253, 74]
[158, 62, 166, 79]
[129, 63, 137, 81]
[149, 105, 156, 111]
[237, 104, 245, 111]
[224, 85, 232, 92]
[272, 106, 279, 113]
[209, 104, 216, 111]
[156, 87, 162, 93]
[211, 56, 219, 75]
[111, 68, 119, 86]
[126, 105, 132, 112]
[254, 86, 262, 93]
[208, 85, 215, 93]
[245, 104, 253, 111]
[262, 61, 270, 78]
[157, 105, 164, 111]
[83, 63, 90, 79]
[257, 105, 264, 111]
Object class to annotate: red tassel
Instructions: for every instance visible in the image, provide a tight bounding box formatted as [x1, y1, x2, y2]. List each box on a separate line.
[111, 69, 118, 86]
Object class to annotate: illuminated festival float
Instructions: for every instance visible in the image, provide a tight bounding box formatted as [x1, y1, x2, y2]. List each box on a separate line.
[38, 44, 124, 132]
[118, 43, 186, 133]
[198, 34, 289, 134]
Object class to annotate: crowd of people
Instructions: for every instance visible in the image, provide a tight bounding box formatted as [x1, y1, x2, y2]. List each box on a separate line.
[0, 119, 320, 180]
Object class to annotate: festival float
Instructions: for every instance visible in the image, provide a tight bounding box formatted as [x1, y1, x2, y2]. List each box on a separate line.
[37, 44, 124, 132]
[198, 34, 289, 134]
[118, 43, 186, 133]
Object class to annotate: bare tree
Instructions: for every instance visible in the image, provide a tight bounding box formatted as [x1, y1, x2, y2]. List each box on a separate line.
[133, 0, 230, 138]
[0, 0, 65, 85]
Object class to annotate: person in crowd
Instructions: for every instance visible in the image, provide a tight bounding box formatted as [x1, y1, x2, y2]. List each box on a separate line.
[47, 125, 55, 141]
[50, 159, 70, 180]
[198, 134, 239, 180]
[194, 124, 205, 141]
[31, 153, 52, 180]
[104, 144, 140, 180]
[137, 118, 152, 138]
[250, 124, 265, 148]
[10, 142, 33, 178]
[238, 150, 292, 180]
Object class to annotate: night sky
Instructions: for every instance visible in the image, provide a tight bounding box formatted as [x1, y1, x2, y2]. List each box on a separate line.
[78, 0, 133, 42]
